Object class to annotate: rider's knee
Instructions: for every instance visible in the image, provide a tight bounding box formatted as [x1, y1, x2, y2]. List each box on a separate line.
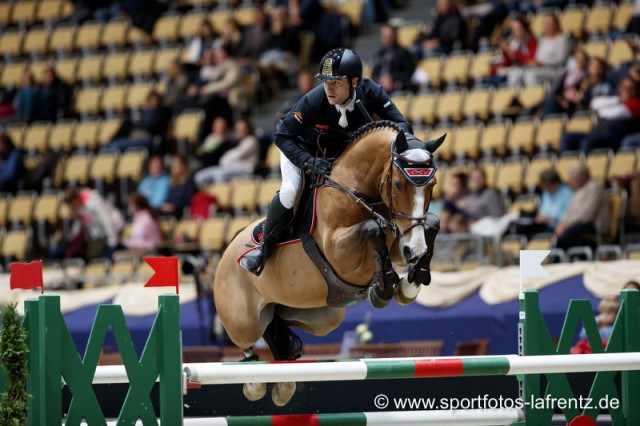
[279, 183, 298, 209]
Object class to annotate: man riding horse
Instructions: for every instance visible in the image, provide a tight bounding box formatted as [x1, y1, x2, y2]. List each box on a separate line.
[240, 48, 415, 275]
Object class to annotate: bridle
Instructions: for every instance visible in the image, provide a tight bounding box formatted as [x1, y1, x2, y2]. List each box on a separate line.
[319, 140, 436, 239]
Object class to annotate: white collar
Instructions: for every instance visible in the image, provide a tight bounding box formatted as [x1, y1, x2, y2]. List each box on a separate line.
[335, 93, 357, 114]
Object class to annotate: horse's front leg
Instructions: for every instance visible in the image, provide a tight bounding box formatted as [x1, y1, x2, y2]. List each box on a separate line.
[360, 219, 399, 309]
[396, 213, 440, 306]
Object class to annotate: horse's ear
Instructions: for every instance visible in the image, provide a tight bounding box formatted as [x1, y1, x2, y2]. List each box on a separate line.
[395, 132, 408, 153]
[425, 133, 446, 153]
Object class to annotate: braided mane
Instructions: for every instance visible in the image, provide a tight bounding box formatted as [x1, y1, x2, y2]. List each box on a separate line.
[349, 120, 403, 145]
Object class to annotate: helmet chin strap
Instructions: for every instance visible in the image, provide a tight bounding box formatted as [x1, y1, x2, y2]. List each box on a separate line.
[338, 82, 356, 107]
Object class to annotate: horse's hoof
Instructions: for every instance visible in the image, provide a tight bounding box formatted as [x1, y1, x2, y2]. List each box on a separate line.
[394, 278, 421, 306]
[272, 381, 296, 406]
[368, 284, 393, 309]
[243, 382, 267, 401]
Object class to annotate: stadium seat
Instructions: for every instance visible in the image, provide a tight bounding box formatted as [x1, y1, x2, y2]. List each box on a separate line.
[100, 84, 128, 114]
[116, 148, 148, 204]
[0, 194, 10, 229]
[583, 37, 609, 61]
[234, 6, 258, 28]
[97, 117, 123, 148]
[257, 178, 282, 214]
[565, 111, 594, 134]
[23, 121, 51, 154]
[585, 4, 613, 35]
[442, 51, 471, 86]
[127, 26, 152, 46]
[585, 148, 612, 186]
[495, 155, 526, 195]
[29, 61, 50, 83]
[624, 244, 640, 260]
[600, 187, 627, 246]
[556, 151, 582, 183]
[595, 244, 623, 261]
[209, 9, 233, 34]
[54, 56, 78, 85]
[1, 228, 32, 263]
[536, 114, 565, 152]
[63, 151, 92, 186]
[462, 86, 491, 121]
[74, 20, 102, 51]
[23, 26, 49, 57]
[607, 148, 637, 182]
[152, 12, 180, 44]
[225, 215, 255, 245]
[508, 193, 539, 215]
[508, 116, 536, 155]
[560, 5, 587, 39]
[479, 119, 509, 157]
[614, 3, 635, 32]
[11, 1, 37, 26]
[48, 24, 76, 54]
[0, 3, 12, 27]
[178, 11, 204, 40]
[153, 45, 181, 75]
[410, 91, 437, 125]
[478, 158, 499, 189]
[415, 56, 442, 89]
[524, 153, 555, 191]
[101, 17, 130, 49]
[206, 182, 232, 210]
[111, 257, 137, 284]
[82, 258, 111, 288]
[608, 38, 635, 68]
[390, 92, 411, 117]
[90, 150, 119, 191]
[126, 82, 154, 110]
[4, 122, 26, 151]
[77, 54, 104, 83]
[468, 50, 494, 83]
[453, 123, 480, 160]
[436, 89, 464, 123]
[231, 179, 260, 213]
[0, 29, 23, 58]
[199, 215, 229, 253]
[73, 119, 99, 151]
[8, 191, 36, 227]
[527, 233, 556, 251]
[396, 22, 424, 49]
[490, 86, 517, 117]
[170, 109, 204, 147]
[33, 189, 61, 249]
[500, 234, 526, 266]
[427, 125, 455, 163]
[1, 61, 27, 88]
[103, 51, 130, 82]
[173, 218, 201, 252]
[49, 119, 76, 152]
[517, 84, 546, 110]
[74, 86, 102, 116]
[128, 48, 155, 78]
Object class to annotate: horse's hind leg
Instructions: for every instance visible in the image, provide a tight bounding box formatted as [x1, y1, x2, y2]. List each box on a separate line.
[262, 314, 303, 406]
[361, 220, 399, 309]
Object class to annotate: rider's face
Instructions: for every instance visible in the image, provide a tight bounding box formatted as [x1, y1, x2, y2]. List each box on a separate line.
[323, 78, 352, 106]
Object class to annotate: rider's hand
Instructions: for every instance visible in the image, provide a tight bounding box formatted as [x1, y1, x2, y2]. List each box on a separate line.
[304, 157, 332, 176]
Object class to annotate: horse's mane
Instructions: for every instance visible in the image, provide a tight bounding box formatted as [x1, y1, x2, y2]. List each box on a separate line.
[349, 120, 403, 145]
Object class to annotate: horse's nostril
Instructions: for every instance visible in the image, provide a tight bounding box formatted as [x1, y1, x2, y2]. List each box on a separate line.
[403, 246, 411, 259]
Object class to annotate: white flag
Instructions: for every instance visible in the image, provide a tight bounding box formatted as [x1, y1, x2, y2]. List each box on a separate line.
[519, 250, 550, 279]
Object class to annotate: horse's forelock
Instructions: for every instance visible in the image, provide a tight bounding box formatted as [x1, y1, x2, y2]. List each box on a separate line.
[348, 120, 403, 146]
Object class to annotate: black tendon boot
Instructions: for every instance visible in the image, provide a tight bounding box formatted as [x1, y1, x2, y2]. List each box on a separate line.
[240, 194, 293, 276]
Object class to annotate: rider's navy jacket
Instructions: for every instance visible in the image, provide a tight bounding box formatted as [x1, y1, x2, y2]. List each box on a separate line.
[273, 77, 413, 169]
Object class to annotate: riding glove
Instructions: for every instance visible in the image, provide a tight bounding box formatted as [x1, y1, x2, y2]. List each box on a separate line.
[304, 157, 332, 176]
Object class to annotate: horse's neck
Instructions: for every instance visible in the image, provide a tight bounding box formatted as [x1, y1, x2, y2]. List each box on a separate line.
[333, 130, 394, 199]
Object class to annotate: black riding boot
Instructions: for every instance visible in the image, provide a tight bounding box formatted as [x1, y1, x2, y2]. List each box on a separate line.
[239, 194, 293, 276]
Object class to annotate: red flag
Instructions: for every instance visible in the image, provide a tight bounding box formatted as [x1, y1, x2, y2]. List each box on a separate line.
[143, 256, 179, 294]
[10, 260, 44, 294]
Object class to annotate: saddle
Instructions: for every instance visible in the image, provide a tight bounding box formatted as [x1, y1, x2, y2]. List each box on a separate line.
[247, 174, 369, 307]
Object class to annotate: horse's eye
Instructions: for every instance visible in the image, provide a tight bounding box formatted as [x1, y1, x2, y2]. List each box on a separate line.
[394, 180, 402, 191]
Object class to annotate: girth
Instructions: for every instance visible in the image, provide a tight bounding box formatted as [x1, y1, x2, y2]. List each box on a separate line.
[300, 232, 370, 307]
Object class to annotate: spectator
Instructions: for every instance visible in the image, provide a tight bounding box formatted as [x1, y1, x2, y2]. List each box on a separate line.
[277, 69, 316, 118]
[469, 0, 519, 52]
[626, 0, 640, 35]
[215, 17, 244, 57]
[372, 24, 415, 93]
[59, 187, 125, 259]
[0, 133, 24, 193]
[33, 66, 71, 121]
[571, 297, 619, 354]
[103, 90, 172, 152]
[555, 164, 605, 250]
[518, 13, 570, 87]
[541, 49, 589, 117]
[160, 155, 197, 218]
[514, 167, 573, 238]
[464, 168, 502, 221]
[161, 62, 190, 110]
[237, 8, 271, 63]
[196, 116, 235, 167]
[194, 118, 260, 185]
[443, 171, 470, 213]
[116, 193, 162, 258]
[412, 0, 468, 58]
[492, 15, 537, 87]
[623, 280, 640, 291]
[185, 20, 217, 66]
[575, 57, 615, 110]
[14, 70, 37, 122]
[137, 154, 170, 209]
[560, 77, 640, 154]
[256, 8, 301, 102]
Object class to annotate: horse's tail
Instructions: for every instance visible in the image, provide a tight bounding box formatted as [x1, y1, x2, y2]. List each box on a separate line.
[263, 313, 302, 361]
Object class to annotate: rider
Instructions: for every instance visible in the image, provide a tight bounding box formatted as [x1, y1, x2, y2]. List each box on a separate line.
[240, 47, 414, 275]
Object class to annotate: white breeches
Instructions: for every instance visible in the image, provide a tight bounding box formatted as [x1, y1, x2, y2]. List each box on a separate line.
[279, 152, 303, 209]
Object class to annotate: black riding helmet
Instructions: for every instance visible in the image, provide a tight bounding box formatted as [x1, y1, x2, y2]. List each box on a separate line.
[316, 48, 363, 82]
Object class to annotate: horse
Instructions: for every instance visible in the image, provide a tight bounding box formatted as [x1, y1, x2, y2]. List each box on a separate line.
[213, 121, 444, 406]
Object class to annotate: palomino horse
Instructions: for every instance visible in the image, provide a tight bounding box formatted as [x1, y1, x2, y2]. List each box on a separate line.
[214, 121, 444, 406]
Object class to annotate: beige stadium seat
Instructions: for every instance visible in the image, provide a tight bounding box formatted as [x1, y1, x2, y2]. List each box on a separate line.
[225, 215, 255, 245]
[128, 49, 155, 78]
[30, 61, 51, 84]
[453, 124, 480, 160]
[415, 57, 442, 88]
[608, 38, 635, 68]
[1, 62, 27, 88]
[409, 91, 437, 125]
[390, 92, 411, 117]
[469, 50, 494, 83]
[153, 46, 181, 75]
[585, 148, 611, 186]
[23, 26, 49, 57]
[100, 84, 128, 114]
[396, 22, 423, 49]
[33, 189, 61, 227]
[73, 119, 99, 150]
[560, 5, 587, 40]
[63, 152, 92, 186]
[479, 120, 509, 157]
[0, 3, 12, 27]
[116, 149, 148, 184]
[97, 117, 123, 148]
[231, 179, 260, 213]
[1, 228, 32, 262]
[490, 86, 517, 117]
[495, 155, 526, 195]
[74, 20, 102, 51]
[565, 111, 594, 134]
[101, 18, 130, 49]
[607, 149, 637, 181]
[103, 51, 130, 81]
[4, 123, 26, 150]
[179, 11, 204, 40]
[206, 182, 232, 210]
[23, 121, 51, 154]
[48, 119, 76, 152]
[11, 1, 37, 26]
[54, 56, 78, 85]
[48, 25, 76, 54]
[462, 86, 491, 121]
[436, 90, 463, 123]
[209, 9, 233, 34]
[0, 29, 23, 58]
[90, 151, 119, 186]
[583, 38, 609, 61]
[152, 12, 180, 43]
[257, 178, 282, 213]
[524, 154, 554, 191]
[199, 215, 229, 253]
[614, 3, 635, 32]
[126, 82, 154, 110]
[442, 52, 471, 86]
[508, 117, 536, 155]
[517, 84, 546, 110]
[536, 114, 565, 152]
[37, 0, 63, 22]
[170, 109, 204, 146]
[74, 86, 103, 116]
[77, 54, 104, 83]
[585, 4, 613, 35]
[556, 152, 581, 183]
[8, 191, 36, 226]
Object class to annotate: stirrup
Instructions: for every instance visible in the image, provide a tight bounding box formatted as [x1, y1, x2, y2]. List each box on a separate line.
[239, 247, 267, 276]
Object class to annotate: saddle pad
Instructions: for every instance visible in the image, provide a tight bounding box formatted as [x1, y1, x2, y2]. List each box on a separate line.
[249, 178, 319, 247]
